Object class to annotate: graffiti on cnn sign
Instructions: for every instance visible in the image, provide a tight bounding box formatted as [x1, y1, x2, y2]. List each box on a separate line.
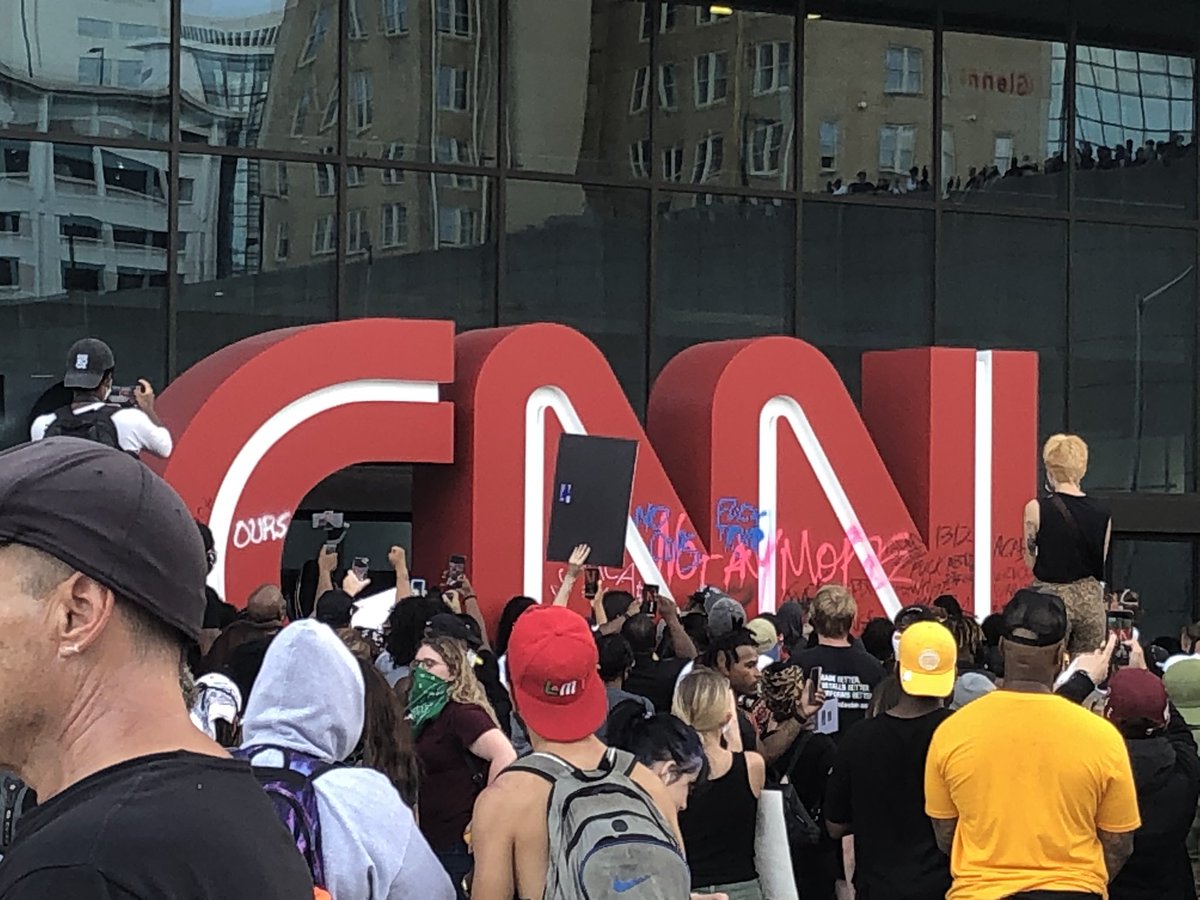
[232, 512, 292, 550]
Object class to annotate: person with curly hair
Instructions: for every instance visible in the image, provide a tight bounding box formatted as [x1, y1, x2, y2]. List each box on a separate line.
[410, 636, 516, 897]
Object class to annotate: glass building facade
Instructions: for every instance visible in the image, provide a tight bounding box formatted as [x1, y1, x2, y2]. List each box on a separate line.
[2, 0, 1200, 630]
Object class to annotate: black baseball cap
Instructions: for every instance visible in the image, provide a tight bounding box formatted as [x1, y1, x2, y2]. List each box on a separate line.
[426, 612, 481, 647]
[314, 590, 354, 629]
[1001, 589, 1068, 648]
[0, 438, 207, 640]
[63, 338, 116, 390]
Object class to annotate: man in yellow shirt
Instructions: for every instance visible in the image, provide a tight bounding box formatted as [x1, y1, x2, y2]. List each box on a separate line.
[925, 589, 1140, 899]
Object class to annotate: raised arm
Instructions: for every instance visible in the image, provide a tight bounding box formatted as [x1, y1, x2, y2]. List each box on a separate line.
[552, 544, 590, 607]
[388, 545, 411, 598]
[659, 595, 697, 661]
[314, 545, 337, 608]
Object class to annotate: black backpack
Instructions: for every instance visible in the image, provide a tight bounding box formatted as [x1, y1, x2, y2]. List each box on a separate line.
[43, 405, 122, 450]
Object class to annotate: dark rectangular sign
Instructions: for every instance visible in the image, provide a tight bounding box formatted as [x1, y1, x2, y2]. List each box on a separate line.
[546, 434, 638, 568]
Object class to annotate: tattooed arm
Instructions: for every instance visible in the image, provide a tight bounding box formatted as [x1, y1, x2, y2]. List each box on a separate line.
[1098, 829, 1134, 880]
[1023, 499, 1040, 571]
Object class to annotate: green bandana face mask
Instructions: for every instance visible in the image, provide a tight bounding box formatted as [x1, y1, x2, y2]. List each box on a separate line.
[408, 667, 451, 737]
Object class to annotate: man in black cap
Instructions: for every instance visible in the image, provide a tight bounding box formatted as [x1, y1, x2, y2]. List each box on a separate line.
[0, 438, 312, 898]
[924, 589, 1140, 899]
[30, 338, 172, 458]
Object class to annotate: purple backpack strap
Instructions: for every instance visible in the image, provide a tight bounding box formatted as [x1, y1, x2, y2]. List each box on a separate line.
[233, 745, 338, 888]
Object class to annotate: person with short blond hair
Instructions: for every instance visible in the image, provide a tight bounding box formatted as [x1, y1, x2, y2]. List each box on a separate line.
[791, 585, 884, 741]
[1023, 433, 1112, 655]
[811, 585, 857, 639]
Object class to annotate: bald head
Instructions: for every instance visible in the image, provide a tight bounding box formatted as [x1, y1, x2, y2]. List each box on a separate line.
[245, 585, 285, 624]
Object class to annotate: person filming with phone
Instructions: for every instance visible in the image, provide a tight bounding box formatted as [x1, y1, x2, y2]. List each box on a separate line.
[31, 338, 172, 459]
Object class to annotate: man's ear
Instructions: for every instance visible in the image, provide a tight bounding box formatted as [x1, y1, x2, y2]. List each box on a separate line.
[53, 574, 117, 658]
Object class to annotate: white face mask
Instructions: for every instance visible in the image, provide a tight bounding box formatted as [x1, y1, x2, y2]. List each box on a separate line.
[891, 631, 902, 658]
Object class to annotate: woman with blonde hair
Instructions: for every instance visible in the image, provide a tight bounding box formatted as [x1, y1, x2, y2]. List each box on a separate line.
[1023, 433, 1112, 654]
[409, 635, 516, 898]
[673, 667, 767, 900]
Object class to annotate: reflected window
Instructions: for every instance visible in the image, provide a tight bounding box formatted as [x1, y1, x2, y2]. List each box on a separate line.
[381, 143, 405, 183]
[276, 162, 290, 197]
[383, 0, 409, 35]
[313, 214, 336, 255]
[695, 52, 729, 108]
[351, 71, 374, 131]
[697, 7, 728, 26]
[0, 258, 17, 288]
[630, 139, 651, 179]
[693, 133, 723, 183]
[641, 3, 676, 40]
[381, 204, 407, 249]
[116, 60, 144, 89]
[438, 207, 477, 246]
[300, 5, 333, 66]
[78, 18, 113, 38]
[659, 65, 678, 111]
[275, 223, 290, 261]
[346, 165, 365, 187]
[748, 121, 784, 176]
[321, 85, 339, 131]
[437, 67, 470, 112]
[879, 124, 916, 173]
[54, 144, 96, 182]
[0, 213, 19, 234]
[885, 46, 924, 95]
[437, 0, 472, 36]
[819, 121, 839, 170]
[348, 0, 367, 39]
[631, 68, 650, 114]
[754, 42, 792, 96]
[662, 144, 684, 182]
[102, 151, 165, 199]
[347, 209, 370, 254]
[314, 163, 335, 197]
[78, 56, 105, 86]
[0, 143, 30, 176]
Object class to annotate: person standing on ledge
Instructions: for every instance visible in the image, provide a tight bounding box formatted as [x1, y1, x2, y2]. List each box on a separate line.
[1023, 433, 1111, 655]
[31, 338, 172, 459]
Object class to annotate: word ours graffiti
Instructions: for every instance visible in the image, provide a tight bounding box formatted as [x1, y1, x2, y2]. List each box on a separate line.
[232, 512, 292, 550]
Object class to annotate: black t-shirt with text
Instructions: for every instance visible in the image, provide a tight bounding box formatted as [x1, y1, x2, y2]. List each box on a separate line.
[791, 643, 885, 738]
[823, 709, 953, 900]
[0, 751, 313, 900]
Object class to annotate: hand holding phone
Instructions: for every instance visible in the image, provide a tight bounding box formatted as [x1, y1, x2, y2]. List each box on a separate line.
[352, 556, 370, 581]
[642, 584, 659, 617]
[805, 666, 823, 710]
[1107, 610, 1135, 668]
[583, 566, 601, 600]
[447, 554, 466, 586]
[410, 577, 426, 597]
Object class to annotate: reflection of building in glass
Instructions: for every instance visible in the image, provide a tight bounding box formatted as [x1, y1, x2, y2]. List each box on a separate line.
[1073, 46, 1195, 151]
[258, 0, 496, 274]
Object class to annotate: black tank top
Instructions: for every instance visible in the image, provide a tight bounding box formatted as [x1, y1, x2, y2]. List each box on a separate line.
[1033, 493, 1110, 584]
[678, 751, 758, 887]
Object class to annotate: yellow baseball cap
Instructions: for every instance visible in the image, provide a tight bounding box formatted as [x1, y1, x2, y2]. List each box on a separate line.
[898, 621, 957, 698]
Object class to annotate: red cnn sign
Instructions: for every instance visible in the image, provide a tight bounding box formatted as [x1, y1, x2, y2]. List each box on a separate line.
[149, 319, 1037, 629]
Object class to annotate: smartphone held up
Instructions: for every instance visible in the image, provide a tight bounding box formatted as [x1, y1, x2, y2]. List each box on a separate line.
[641, 584, 659, 617]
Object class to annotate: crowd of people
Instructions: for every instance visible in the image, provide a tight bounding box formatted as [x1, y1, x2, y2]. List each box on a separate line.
[8, 409, 1200, 900]
[822, 131, 1197, 203]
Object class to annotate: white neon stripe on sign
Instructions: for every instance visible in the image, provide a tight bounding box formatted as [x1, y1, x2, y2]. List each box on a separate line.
[973, 351, 994, 620]
[206, 379, 440, 599]
[757, 395, 902, 618]
[523, 385, 671, 603]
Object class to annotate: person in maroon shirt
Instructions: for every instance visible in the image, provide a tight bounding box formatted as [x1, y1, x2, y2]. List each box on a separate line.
[410, 635, 515, 899]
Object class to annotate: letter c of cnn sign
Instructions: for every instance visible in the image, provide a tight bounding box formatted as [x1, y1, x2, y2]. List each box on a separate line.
[147, 319, 1038, 631]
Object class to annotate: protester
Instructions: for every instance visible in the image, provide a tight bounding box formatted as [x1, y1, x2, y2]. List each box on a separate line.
[314, 589, 356, 629]
[425, 610, 515, 739]
[410, 635, 516, 896]
[606, 703, 708, 812]
[934, 595, 986, 671]
[376, 594, 445, 688]
[494, 595, 537, 686]
[353, 658, 420, 808]
[675, 667, 767, 900]
[597, 634, 654, 739]
[239, 619, 452, 900]
[624, 598, 697, 713]
[925, 589, 1140, 898]
[202, 583, 287, 675]
[1103, 666, 1200, 900]
[30, 338, 173, 458]
[471, 605, 692, 900]
[859, 616, 896, 666]
[747, 617, 783, 666]
[0, 438, 311, 897]
[1024, 433, 1112, 654]
[949, 671, 996, 710]
[698, 629, 764, 753]
[790, 585, 885, 738]
[1161, 657, 1200, 895]
[777, 598, 809, 658]
[826, 622, 956, 900]
[188, 673, 243, 747]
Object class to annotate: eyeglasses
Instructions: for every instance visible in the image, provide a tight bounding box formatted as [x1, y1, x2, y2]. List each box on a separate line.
[412, 657, 445, 671]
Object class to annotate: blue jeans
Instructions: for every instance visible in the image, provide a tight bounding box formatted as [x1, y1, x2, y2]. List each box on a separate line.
[434, 842, 472, 900]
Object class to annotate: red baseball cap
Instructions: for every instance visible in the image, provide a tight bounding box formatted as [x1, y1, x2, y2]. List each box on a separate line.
[1105, 668, 1169, 733]
[507, 605, 607, 742]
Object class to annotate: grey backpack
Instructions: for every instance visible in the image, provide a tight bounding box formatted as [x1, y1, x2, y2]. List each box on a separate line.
[509, 748, 690, 900]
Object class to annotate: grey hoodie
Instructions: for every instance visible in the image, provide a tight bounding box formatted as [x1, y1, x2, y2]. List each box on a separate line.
[241, 620, 454, 900]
